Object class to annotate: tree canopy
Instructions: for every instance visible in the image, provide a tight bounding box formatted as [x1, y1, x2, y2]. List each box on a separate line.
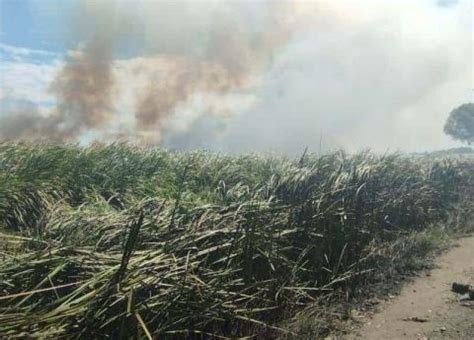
[444, 103, 474, 145]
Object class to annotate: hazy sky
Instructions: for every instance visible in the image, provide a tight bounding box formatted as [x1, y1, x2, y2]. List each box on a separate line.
[0, 0, 472, 153]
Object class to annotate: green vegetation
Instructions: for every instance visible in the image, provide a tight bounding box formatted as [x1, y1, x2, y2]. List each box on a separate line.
[0, 143, 473, 338]
[444, 103, 474, 145]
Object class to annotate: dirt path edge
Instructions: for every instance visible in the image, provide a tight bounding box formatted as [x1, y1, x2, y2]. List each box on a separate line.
[343, 236, 474, 340]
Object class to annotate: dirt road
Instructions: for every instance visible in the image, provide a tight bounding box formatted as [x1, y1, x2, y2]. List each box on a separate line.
[345, 236, 474, 339]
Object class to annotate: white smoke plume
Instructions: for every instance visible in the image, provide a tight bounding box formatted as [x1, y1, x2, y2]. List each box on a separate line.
[0, 0, 471, 153]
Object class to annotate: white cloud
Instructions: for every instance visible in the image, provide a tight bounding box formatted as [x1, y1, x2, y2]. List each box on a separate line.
[0, 43, 61, 108]
[0, 60, 61, 105]
[0, 43, 57, 57]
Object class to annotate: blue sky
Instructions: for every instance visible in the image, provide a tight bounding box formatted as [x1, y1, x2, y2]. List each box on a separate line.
[0, 1, 72, 112]
[436, 0, 459, 6]
[0, 0, 74, 54]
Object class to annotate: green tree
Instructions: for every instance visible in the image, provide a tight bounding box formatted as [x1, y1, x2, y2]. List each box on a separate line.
[444, 103, 474, 145]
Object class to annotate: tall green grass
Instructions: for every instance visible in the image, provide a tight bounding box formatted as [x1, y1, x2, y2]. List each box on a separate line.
[0, 142, 472, 338]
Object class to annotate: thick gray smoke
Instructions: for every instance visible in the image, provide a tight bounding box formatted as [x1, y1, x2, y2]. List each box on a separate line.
[0, 0, 471, 152]
[182, 0, 472, 153]
[0, 0, 293, 144]
[0, 101, 46, 140]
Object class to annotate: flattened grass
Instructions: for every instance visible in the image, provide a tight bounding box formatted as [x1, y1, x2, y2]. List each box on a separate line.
[0, 143, 472, 338]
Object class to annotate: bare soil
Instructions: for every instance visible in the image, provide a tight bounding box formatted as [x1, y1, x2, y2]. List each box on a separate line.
[344, 236, 474, 339]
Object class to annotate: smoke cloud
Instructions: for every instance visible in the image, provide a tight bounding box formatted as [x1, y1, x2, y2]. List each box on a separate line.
[1, 0, 293, 143]
[129, 0, 293, 144]
[0, 101, 45, 140]
[49, 39, 115, 139]
[0, 0, 471, 152]
[0, 40, 115, 140]
[133, 58, 245, 144]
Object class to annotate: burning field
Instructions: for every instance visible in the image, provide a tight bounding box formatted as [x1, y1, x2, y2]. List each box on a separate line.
[0, 0, 473, 338]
